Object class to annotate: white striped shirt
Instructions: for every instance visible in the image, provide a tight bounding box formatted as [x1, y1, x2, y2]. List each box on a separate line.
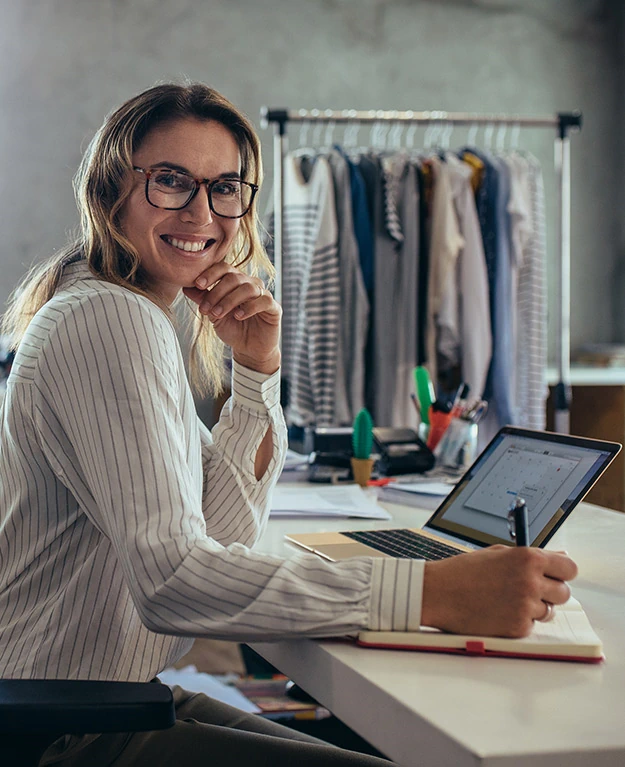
[279, 153, 341, 426]
[0, 261, 424, 681]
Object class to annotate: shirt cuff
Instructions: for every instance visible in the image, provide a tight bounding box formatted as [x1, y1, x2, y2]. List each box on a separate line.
[231, 360, 282, 415]
[368, 558, 425, 632]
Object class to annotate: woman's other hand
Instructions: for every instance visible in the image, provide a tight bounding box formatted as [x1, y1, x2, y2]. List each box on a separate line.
[183, 262, 281, 375]
[421, 546, 578, 638]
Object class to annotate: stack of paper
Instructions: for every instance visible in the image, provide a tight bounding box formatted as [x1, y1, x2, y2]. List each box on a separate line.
[282, 448, 310, 472]
[271, 484, 391, 520]
[377, 480, 454, 510]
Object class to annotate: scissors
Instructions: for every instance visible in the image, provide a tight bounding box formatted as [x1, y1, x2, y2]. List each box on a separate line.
[463, 400, 488, 424]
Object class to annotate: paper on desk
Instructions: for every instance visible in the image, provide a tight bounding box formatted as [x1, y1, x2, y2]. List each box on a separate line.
[158, 665, 260, 713]
[271, 484, 391, 519]
[390, 481, 453, 496]
[282, 448, 310, 471]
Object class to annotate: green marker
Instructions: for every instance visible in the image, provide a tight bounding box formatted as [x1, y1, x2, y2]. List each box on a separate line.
[414, 366, 435, 425]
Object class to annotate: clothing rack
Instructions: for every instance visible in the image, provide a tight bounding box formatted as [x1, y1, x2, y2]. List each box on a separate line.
[260, 107, 582, 433]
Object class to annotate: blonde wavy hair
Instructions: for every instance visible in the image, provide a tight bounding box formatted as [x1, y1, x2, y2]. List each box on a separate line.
[1, 82, 273, 398]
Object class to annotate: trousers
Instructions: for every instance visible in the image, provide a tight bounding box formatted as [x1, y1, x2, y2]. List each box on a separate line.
[39, 684, 393, 766]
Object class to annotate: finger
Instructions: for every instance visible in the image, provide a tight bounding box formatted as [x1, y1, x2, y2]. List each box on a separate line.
[539, 578, 571, 607]
[182, 286, 205, 306]
[193, 260, 234, 291]
[182, 285, 224, 315]
[207, 282, 267, 318]
[197, 274, 262, 315]
[542, 551, 578, 582]
[234, 288, 276, 320]
[534, 601, 556, 623]
[194, 262, 263, 295]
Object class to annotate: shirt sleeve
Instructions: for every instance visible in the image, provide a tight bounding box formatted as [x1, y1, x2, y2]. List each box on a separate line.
[32, 287, 425, 641]
[197, 361, 287, 548]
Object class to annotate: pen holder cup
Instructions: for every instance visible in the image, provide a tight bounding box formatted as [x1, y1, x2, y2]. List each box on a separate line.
[434, 419, 478, 470]
[350, 457, 375, 487]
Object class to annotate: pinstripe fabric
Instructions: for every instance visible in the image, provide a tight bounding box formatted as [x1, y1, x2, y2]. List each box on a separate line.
[0, 261, 424, 681]
[278, 153, 341, 426]
[515, 157, 548, 429]
[382, 154, 405, 246]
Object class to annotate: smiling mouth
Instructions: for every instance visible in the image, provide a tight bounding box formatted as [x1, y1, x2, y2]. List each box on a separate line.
[162, 235, 215, 253]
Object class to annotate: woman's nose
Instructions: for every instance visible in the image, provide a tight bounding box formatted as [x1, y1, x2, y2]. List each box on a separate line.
[180, 184, 213, 224]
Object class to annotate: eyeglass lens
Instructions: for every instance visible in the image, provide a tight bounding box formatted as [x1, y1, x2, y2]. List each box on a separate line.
[147, 169, 253, 216]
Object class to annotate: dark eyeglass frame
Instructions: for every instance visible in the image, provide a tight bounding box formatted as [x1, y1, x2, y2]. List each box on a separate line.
[133, 166, 259, 219]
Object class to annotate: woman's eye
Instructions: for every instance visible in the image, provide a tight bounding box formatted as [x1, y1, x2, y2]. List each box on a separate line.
[153, 171, 188, 190]
[213, 181, 240, 197]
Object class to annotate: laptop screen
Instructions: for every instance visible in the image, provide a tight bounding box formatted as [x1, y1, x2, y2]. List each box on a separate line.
[427, 427, 621, 548]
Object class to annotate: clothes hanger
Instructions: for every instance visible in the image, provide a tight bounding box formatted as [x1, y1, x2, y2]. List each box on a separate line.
[495, 122, 507, 153]
[467, 121, 479, 148]
[484, 121, 495, 150]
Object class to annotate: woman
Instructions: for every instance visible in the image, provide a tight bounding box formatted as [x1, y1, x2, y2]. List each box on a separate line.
[0, 83, 576, 766]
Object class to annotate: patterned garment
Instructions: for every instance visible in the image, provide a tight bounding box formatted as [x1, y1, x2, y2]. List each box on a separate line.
[268, 154, 341, 426]
[382, 153, 406, 245]
[516, 156, 548, 428]
[0, 260, 425, 680]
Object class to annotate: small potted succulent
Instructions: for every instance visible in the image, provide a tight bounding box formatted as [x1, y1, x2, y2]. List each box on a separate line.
[351, 408, 374, 487]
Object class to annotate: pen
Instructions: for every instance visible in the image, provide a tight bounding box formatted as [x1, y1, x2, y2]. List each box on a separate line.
[511, 497, 529, 546]
[451, 383, 470, 417]
[410, 392, 421, 418]
[367, 477, 395, 487]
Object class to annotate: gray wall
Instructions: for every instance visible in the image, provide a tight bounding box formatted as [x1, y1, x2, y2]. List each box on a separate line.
[617, 1, 625, 339]
[1, 0, 621, 359]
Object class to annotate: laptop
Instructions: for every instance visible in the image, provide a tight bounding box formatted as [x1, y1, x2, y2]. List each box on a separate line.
[286, 427, 621, 562]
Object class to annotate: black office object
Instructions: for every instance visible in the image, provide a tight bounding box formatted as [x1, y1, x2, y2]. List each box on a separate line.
[373, 427, 435, 475]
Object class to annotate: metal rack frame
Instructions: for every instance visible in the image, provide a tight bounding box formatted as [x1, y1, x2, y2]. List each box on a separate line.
[260, 107, 582, 433]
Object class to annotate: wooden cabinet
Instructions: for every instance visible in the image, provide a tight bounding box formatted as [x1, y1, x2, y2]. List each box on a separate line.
[547, 383, 625, 511]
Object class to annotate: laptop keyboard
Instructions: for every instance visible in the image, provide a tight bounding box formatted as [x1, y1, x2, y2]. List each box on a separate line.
[341, 529, 461, 561]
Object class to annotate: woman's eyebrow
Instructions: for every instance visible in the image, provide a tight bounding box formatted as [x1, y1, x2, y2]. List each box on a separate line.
[151, 161, 192, 174]
[149, 161, 241, 180]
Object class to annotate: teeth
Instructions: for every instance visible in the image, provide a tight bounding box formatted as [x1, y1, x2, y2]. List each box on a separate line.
[168, 237, 207, 252]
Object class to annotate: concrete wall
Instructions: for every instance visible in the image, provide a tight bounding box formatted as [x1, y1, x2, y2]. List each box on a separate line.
[616, 1, 625, 340]
[0, 0, 621, 358]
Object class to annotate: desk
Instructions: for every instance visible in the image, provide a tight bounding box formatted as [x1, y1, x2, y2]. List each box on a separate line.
[251, 498, 625, 766]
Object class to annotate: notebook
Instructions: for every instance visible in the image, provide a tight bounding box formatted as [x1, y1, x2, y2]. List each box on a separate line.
[357, 596, 604, 663]
[286, 427, 621, 561]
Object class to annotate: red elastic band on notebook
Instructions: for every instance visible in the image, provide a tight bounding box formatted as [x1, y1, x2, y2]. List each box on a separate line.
[465, 641, 486, 655]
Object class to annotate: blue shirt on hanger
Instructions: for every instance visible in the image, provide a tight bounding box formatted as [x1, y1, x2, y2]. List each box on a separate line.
[461, 147, 514, 428]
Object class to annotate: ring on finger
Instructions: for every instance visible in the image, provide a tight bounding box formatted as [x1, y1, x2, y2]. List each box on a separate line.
[537, 601, 555, 623]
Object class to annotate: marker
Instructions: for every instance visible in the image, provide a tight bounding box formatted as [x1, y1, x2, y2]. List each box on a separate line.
[414, 367, 435, 426]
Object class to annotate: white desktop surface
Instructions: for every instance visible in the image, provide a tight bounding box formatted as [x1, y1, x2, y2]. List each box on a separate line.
[547, 365, 625, 386]
[251, 492, 625, 766]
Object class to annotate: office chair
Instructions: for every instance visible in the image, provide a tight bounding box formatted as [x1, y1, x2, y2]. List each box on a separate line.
[0, 678, 175, 766]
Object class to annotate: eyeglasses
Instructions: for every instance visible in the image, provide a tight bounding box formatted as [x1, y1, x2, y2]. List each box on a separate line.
[133, 166, 258, 218]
